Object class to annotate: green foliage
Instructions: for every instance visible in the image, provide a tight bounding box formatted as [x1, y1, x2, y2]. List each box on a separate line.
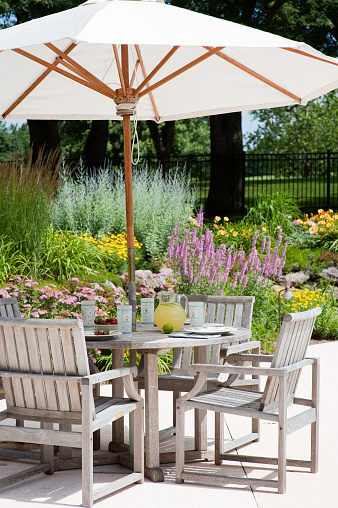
[37, 227, 105, 280]
[283, 246, 314, 272]
[51, 164, 197, 263]
[0, 237, 30, 281]
[245, 92, 338, 153]
[0, 123, 30, 160]
[244, 191, 302, 235]
[0, 150, 62, 257]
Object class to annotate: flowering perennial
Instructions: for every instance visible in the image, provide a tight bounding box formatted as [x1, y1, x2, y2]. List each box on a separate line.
[292, 209, 338, 236]
[168, 212, 287, 295]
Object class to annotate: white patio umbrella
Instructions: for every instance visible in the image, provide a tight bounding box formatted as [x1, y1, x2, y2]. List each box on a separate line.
[0, 0, 337, 324]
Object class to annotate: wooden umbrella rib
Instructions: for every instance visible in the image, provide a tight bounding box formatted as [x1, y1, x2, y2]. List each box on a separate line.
[135, 45, 179, 95]
[13, 48, 116, 100]
[113, 44, 126, 95]
[282, 47, 338, 67]
[138, 46, 224, 99]
[45, 42, 117, 98]
[204, 46, 301, 103]
[134, 45, 160, 122]
[130, 59, 140, 88]
[53, 56, 115, 99]
[3, 43, 76, 118]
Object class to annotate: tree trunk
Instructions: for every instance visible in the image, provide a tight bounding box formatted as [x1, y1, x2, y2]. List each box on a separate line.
[204, 112, 245, 217]
[84, 120, 109, 169]
[28, 119, 61, 163]
[146, 120, 176, 175]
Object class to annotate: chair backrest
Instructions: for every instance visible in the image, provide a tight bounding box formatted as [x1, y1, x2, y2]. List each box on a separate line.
[260, 307, 321, 412]
[172, 295, 255, 375]
[0, 317, 90, 418]
[0, 297, 22, 318]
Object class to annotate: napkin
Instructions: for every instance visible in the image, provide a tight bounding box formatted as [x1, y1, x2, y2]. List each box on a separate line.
[168, 332, 222, 339]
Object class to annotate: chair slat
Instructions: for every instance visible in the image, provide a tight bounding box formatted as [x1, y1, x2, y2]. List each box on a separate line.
[61, 328, 81, 411]
[48, 326, 71, 412]
[0, 325, 14, 406]
[215, 303, 226, 324]
[14, 324, 36, 409]
[224, 303, 235, 326]
[3, 325, 25, 407]
[26, 326, 47, 410]
[233, 303, 244, 327]
[36, 327, 59, 411]
[206, 303, 216, 323]
[72, 326, 90, 377]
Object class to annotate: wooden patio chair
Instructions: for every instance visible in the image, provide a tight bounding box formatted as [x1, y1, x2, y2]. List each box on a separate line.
[0, 317, 144, 507]
[138, 295, 259, 430]
[176, 306, 321, 494]
[0, 298, 22, 401]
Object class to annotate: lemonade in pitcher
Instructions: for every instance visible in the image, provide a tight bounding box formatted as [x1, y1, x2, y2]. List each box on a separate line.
[154, 292, 188, 332]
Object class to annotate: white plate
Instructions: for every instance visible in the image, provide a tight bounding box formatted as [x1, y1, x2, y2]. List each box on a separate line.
[182, 326, 237, 335]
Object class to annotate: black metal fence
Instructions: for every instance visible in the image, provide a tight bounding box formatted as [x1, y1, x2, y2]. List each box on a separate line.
[69, 150, 338, 212]
[107, 151, 337, 212]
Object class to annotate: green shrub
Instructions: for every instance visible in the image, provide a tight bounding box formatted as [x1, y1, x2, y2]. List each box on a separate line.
[51, 164, 197, 263]
[38, 227, 105, 280]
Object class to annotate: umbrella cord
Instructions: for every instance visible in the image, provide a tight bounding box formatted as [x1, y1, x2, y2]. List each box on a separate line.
[132, 109, 140, 166]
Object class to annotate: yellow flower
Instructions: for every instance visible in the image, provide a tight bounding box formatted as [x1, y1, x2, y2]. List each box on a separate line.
[232, 231, 238, 237]
[214, 216, 221, 222]
[262, 226, 267, 232]
[223, 216, 229, 222]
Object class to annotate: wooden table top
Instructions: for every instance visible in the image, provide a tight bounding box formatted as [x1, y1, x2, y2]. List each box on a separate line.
[85, 325, 251, 351]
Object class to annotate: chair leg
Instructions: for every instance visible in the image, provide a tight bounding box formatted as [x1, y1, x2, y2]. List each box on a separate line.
[173, 391, 181, 427]
[215, 412, 223, 465]
[82, 385, 93, 508]
[278, 375, 287, 494]
[41, 422, 54, 475]
[175, 403, 185, 484]
[251, 417, 260, 441]
[133, 405, 144, 483]
[311, 358, 320, 473]
[59, 424, 72, 459]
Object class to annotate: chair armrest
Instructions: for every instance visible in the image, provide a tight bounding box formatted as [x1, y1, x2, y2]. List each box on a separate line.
[220, 340, 260, 358]
[188, 358, 314, 377]
[81, 366, 138, 386]
[226, 353, 273, 364]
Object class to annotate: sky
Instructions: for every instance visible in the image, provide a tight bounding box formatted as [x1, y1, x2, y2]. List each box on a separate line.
[3, 111, 259, 136]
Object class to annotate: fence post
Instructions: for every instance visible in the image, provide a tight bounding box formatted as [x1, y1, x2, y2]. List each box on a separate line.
[327, 150, 331, 210]
[242, 151, 246, 212]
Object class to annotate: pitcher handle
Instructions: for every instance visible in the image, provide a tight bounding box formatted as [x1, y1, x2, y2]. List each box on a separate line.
[179, 294, 189, 316]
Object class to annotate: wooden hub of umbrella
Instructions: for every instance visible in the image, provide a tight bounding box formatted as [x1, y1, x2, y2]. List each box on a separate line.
[114, 88, 139, 116]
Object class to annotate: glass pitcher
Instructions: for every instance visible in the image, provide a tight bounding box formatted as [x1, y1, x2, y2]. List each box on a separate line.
[154, 291, 189, 332]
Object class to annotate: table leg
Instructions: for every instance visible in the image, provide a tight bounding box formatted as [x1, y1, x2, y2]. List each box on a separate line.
[193, 346, 208, 452]
[110, 349, 125, 447]
[144, 352, 164, 482]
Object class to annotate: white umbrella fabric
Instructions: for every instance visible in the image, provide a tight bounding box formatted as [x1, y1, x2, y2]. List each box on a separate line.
[0, 0, 337, 323]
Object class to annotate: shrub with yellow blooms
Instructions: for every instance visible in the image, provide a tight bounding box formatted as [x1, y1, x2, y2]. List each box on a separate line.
[79, 232, 143, 274]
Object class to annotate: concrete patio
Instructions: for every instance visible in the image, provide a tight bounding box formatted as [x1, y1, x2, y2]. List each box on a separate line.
[0, 340, 337, 508]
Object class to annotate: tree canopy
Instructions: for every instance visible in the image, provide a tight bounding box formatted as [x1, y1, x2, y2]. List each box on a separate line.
[245, 91, 338, 153]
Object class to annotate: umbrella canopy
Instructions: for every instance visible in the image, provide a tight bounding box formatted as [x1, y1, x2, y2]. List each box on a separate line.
[0, 0, 337, 325]
[0, 0, 337, 121]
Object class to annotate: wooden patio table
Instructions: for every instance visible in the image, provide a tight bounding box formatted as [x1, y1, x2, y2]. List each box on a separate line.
[85, 325, 251, 482]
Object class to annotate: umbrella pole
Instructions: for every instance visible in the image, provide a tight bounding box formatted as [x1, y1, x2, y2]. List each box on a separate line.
[123, 113, 136, 330]
[119, 44, 137, 330]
